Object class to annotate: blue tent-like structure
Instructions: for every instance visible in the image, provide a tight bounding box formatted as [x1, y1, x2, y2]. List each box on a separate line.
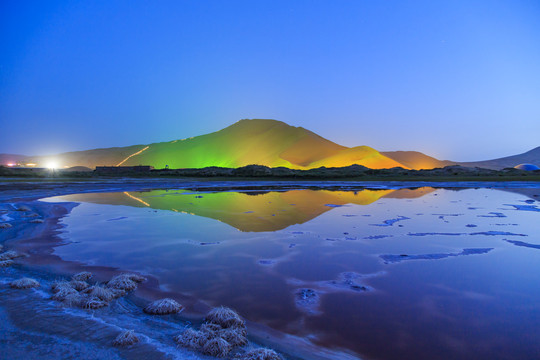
[514, 163, 540, 171]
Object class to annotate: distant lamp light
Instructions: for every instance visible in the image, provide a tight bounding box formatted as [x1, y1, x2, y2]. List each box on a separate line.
[7, 163, 15, 167]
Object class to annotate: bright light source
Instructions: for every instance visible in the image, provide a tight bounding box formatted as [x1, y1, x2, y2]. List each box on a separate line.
[7, 163, 14, 167]
[46, 162, 59, 169]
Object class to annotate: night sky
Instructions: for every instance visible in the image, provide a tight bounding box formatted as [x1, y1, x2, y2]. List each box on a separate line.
[1, 0, 539, 161]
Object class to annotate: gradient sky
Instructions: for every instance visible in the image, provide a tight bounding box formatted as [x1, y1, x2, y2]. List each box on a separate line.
[1, 0, 539, 161]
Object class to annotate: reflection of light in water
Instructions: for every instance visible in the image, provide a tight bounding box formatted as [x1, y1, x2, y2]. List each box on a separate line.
[123, 192, 150, 206]
[51, 188, 435, 232]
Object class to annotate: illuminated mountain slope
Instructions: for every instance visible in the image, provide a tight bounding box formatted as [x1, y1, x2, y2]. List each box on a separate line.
[23, 145, 148, 169]
[119, 119, 343, 169]
[310, 146, 404, 169]
[20, 119, 406, 169]
[122, 119, 404, 169]
[381, 151, 455, 170]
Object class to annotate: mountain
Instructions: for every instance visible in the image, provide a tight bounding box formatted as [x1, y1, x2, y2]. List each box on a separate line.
[0, 154, 28, 166]
[456, 146, 540, 170]
[381, 151, 455, 170]
[18, 119, 406, 170]
[381, 147, 540, 170]
[4, 119, 538, 171]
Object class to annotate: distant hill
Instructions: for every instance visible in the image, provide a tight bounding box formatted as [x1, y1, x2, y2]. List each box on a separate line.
[381, 151, 455, 170]
[456, 146, 540, 170]
[0, 154, 28, 165]
[381, 147, 540, 170]
[19, 119, 406, 170]
[4, 119, 538, 171]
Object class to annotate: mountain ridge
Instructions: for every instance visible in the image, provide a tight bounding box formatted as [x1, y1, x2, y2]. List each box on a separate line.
[1, 119, 538, 171]
[10, 119, 405, 170]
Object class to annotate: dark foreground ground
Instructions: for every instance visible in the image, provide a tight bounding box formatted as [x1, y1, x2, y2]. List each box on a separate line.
[2, 163, 540, 182]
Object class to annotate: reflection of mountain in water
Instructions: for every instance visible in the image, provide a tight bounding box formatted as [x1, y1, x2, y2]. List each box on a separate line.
[57, 188, 434, 232]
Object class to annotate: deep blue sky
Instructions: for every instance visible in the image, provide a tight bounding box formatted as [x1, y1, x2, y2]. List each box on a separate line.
[1, 0, 539, 161]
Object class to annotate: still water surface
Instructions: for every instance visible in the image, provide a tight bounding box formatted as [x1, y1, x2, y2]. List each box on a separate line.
[43, 187, 540, 360]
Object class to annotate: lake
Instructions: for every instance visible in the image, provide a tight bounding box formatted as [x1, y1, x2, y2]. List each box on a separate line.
[42, 186, 540, 360]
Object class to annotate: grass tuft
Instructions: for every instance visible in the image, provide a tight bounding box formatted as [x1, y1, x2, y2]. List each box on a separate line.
[81, 296, 108, 309]
[10, 277, 40, 289]
[72, 271, 93, 281]
[107, 274, 138, 291]
[51, 286, 78, 301]
[112, 330, 140, 346]
[239, 348, 282, 360]
[202, 337, 231, 357]
[82, 285, 116, 302]
[206, 306, 246, 329]
[143, 298, 183, 315]
[62, 293, 84, 307]
[0, 260, 14, 267]
[69, 280, 89, 291]
[0, 250, 23, 261]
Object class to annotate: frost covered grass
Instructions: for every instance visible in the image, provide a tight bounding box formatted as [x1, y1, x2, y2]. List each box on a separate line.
[112, 330, 139, 346]
[0, 260, 14, 267]
[143, 298, 183, 315]
[206, 306, 246, 329]
[82, 285, 116, 302]
[174, 306, 251, 358]
[202, 337, 231, 357]
[0, 250, 23, 261]
[10, 277, 40, 289]
[239, 348, 282, 360]
[72, 271, 93, 281]
[49, 272, 132, 309]
[107, 274, 138, 291]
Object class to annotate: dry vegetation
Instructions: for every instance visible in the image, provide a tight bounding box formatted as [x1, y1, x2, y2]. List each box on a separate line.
[2, 264, 284, 358]
[174, 306, 259, 358]
[48, 271, 145, 310]
[0, 250, 23, 261]
[239, 348, 282, 360]
[143, 298, 183, 315]
[72, 271, 93, 281]
[10, 277, 40, 289]
[112, 330, 140, 347]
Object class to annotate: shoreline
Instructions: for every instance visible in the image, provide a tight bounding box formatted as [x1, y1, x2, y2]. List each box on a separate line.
[2, 177, 539, 202]
[0, 181, 370, 360]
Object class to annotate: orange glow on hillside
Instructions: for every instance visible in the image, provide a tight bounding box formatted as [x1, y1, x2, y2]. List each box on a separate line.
[116, 146, 150, 166]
